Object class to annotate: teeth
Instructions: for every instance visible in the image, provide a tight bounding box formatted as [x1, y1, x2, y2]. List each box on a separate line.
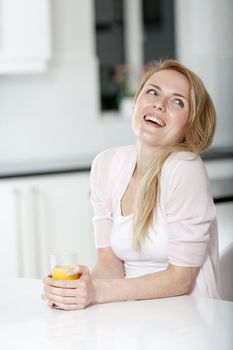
[145, 115, 166, 127]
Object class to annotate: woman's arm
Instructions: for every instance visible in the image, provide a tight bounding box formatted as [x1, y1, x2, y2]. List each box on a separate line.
[42, 248, 124, 310]
[91, 247, 125, 279]
[42, 262, 199, 310]
[94, 264, 200, 303]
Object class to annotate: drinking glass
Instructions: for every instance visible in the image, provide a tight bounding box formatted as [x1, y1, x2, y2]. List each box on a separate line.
[50, 253, 80, 280]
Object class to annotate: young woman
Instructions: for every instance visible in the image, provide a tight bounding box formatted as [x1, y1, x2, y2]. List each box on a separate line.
[43, 59, 221, 310]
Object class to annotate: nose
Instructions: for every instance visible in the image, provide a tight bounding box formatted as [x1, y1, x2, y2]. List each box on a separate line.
[153, 101, 165, 111]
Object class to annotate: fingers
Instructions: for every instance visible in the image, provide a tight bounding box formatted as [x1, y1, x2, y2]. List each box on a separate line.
[42, 289, 89, 311]
[43, 276, 80, 288]
[44, 283, 86, 297]
[43, 281, 88, 303]
[43, 291, 84, 305]
[67, 264, 89, 277]
[42, 265, 94, 311]
[49, 301, 86, 311]
[42, 279, 91, 310]
[43, 265, 90, 286]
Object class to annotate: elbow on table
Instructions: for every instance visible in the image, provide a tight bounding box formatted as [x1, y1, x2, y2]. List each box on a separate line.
[168, 264, 199, 296]
[170, 279, 194, 297]
[180, 278, 196, 295]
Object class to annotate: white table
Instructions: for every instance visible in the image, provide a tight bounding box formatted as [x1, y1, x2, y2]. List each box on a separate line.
[0, 279, 232, 350]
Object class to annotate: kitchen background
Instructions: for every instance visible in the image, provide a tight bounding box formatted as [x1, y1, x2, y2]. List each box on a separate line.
[0, 0, 232, 295]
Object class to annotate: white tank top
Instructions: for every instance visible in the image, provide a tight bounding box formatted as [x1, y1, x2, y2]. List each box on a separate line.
[110, 202, 169, 278]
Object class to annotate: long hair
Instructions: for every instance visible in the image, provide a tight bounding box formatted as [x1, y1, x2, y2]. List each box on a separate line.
[132, 59, 216, 250]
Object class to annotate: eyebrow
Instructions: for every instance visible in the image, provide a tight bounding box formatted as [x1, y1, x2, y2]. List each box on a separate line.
[146, 83, 188, 101]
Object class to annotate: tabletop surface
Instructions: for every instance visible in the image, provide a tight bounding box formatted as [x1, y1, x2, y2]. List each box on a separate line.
[0, 278, 233, 350]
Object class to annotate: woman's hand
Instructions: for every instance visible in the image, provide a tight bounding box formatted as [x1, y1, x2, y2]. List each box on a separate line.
[42, 265, 96, 310]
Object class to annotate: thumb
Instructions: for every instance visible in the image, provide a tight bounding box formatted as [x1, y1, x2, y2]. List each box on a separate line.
[67, 264, 89, 276]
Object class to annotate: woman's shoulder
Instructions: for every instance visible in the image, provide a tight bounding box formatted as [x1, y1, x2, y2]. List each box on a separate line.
[162, 151, 208, 182]
[90, 144, 137, 193]
[165, 151, 204, 169]
[92, 144, 136, 167]
[91, 144, 137, 181]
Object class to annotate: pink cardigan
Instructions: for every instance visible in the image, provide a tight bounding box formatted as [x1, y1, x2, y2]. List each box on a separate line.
[90, 144, 221, 298]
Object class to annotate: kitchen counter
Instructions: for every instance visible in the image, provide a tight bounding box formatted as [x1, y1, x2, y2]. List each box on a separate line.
[0, 278, 232, 350]
[0, 147, 233, 202]
[0, 146, 233, 179]
[201, 146, 233, 161]
[0, 155, 94, 178]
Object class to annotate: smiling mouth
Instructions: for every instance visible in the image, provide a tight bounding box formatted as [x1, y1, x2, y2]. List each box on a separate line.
[144, 115, 166, 127]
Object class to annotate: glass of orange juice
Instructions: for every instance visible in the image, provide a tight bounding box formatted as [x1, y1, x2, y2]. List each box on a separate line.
[50, 253, 80, 280]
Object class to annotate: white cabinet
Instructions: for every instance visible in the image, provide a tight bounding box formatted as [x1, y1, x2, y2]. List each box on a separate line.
[0, 172, 96, 278]
[0, 0, 51, 73]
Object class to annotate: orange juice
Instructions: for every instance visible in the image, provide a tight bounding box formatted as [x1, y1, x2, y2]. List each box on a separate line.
[51, 266, 80, 280]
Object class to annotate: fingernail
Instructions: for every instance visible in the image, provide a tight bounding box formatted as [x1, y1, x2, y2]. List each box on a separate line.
[67, 266, 80, 275]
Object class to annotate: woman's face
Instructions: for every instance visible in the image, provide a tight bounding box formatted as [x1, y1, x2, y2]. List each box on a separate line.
[132, 69, 190, 148]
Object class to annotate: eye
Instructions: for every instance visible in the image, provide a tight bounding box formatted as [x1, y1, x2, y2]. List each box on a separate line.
[174, 99, 184, 108]
[147, 89, 158, 96]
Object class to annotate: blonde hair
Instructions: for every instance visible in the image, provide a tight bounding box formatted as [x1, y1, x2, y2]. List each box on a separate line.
[132, 59, 216, 250]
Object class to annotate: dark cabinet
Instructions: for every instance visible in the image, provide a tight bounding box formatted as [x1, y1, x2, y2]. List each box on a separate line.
[95, 0, 175, 111]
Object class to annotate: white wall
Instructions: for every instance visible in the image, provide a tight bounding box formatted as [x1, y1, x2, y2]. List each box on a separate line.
[0, 0, 232, 165]
[0, 0, 135, 164]
[175, 0, 233, 148]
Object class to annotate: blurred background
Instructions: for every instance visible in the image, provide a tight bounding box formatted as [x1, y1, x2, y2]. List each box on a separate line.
[0, 0, 232, 284]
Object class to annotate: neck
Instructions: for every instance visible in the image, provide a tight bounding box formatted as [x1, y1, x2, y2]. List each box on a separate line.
[135, 142, 162, 179]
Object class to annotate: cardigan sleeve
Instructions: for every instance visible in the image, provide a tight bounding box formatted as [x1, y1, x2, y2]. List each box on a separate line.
[163, 153, 216, 267]
[90, 149, 114, 248]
